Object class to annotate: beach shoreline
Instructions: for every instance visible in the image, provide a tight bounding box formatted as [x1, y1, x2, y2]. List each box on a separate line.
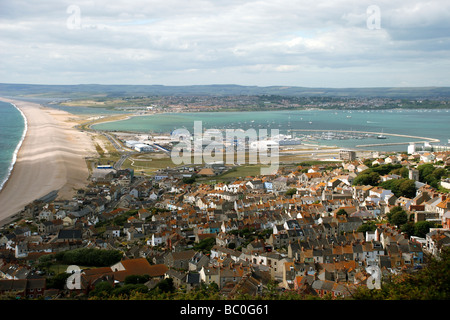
[0, 98, 97, 226]
[0, 102, 28, 193]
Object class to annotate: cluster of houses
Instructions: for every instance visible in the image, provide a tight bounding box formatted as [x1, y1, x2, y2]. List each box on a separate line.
[0, 150, 449, 299]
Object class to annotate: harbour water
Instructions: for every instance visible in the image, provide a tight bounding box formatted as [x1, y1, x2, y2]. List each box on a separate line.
[91, 109, 450, 152]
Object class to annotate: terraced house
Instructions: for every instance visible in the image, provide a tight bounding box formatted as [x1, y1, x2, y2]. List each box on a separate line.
[1, 150, 448, 299]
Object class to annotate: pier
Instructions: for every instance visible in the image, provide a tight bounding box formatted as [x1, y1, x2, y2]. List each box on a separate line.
[355, 141, 431, 148]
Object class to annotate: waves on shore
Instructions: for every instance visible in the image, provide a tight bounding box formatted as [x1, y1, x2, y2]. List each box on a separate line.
[0, 102, 27, 192]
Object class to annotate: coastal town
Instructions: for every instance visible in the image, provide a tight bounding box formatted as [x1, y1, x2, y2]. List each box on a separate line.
[57, 93, 450, 114]
[0, 129, 449, 300]
[3, 0, 450, 310]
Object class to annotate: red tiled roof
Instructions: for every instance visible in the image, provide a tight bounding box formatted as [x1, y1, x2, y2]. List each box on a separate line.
[119, 259, 169, 278]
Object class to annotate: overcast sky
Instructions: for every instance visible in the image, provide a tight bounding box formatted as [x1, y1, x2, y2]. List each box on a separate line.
[1, 0, 449, 87]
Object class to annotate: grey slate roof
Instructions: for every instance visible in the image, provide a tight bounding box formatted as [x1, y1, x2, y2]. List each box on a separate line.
[57, 229, 82, 240]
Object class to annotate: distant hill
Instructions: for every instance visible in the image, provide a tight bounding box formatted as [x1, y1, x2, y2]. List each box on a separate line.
[1, 83, 450, 99]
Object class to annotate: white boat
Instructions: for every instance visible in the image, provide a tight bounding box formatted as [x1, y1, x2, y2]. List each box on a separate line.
[377, 129, 387, 139]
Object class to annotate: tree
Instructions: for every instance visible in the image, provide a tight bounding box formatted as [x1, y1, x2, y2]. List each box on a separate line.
[380, 178, 416, 198]
[89, 281, 113, 299]
[417, 164, 447, 188]
[399, 167, 409, 178]
[353, 171, 380, 186]
[414, 221, 437, 238]
[370, 164, 402, 175]
[363, 159, 373, 167]
[418, 164, 435, 181]
[387, 206, 408, 227]
[112, 283, 148, 297]
[400, 222, 415, 238]
[432, 168, 447, 180]
[36, 254, 53, 272]
[336, 208, 348, 217]
[285, 188, 297, 197]
[55, 248, 123, 267]
[379, 179, 400, 195]
[46, 272, 70, 290]
[124, 274, 150, 285]
[357, 221, 377, 235]
[398, 179, 417, 198]
[391, 210, 408, 227]
[154, 278, 174, 293]
[193, 237, 216, 253]
[182, 176, 196, 184]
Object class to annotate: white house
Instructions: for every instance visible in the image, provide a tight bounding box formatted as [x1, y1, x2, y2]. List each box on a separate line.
[425, 229, 450, 256]
[210, 245, 241, 262]
[37, 210, 54, 221]
[55, 210, 67, 220]
[441, 179, 450, 190]
[357, 164, 369, 173]
[395, 197, 413, 211]
[149, 233, 164, 247]
[106, 226, 121, 238]
[15, 243, 28, 258]
[384, 156, 399, 164]
[369, 187, 394, 203]
[148, 191, 158, 201]
[420, 152, 435, 163]
[363, 242, 385, 266]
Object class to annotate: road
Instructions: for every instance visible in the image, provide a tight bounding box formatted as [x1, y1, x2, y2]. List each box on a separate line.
[94, 131, 137, 170]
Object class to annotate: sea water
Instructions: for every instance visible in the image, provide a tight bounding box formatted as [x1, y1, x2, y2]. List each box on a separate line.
[0, 101, 26, 192]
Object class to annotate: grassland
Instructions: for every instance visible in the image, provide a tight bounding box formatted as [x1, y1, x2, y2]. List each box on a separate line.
[122, 154, 177, 175]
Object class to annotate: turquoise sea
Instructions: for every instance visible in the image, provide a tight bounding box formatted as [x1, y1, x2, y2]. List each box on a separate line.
[0, 101, 26, 191]
[0, 106, 448, 192]
[92, 109, 450, 152]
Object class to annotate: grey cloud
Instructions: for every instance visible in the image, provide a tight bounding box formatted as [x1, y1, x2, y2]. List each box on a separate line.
[0, 0, 449, 87]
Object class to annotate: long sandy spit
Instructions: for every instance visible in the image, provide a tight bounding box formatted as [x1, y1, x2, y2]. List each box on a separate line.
[0, 98, 97, 226]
